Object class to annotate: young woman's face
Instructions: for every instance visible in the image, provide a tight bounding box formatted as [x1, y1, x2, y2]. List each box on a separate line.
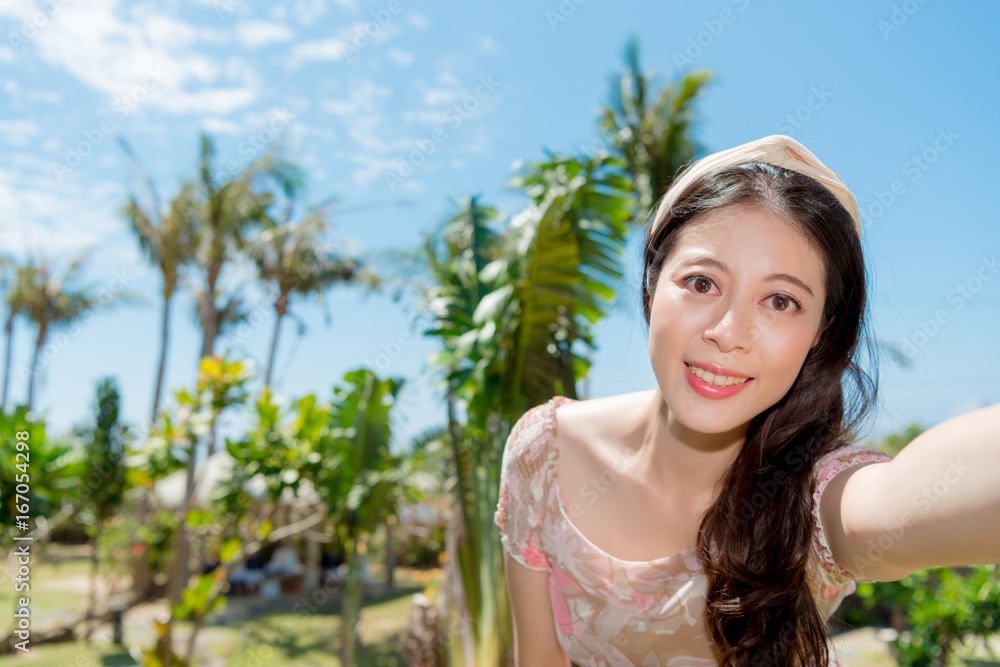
[648, 205, 828, 436]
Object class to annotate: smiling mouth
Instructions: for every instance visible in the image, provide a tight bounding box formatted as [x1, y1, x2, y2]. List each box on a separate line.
[685, 363, 752, 387]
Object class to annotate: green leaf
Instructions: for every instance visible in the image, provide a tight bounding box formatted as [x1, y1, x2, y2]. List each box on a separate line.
[220, 537, 241, 564]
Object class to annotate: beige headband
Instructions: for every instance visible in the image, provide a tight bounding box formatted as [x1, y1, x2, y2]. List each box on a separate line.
[648, 134, 861, 236]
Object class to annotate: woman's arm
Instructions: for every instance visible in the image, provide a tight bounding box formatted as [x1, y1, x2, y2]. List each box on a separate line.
[503, 551, 571, 667]
[820, 403, 1000, 582]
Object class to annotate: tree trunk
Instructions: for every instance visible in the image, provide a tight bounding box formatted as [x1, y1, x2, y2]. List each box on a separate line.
[2, 313, 13, 412]
[444, 392, 477, 666]
[339, 535, 365, 666]
[305, 534, 321, 592]
[264, 304, 285, 390]
[162, 432, 199, 664]
[207, 405, 218, 458]
[198, 285, 219, 368]
[27, 322, 47, 411]
[176, 434, 198, 599]
[85, 535, 99, 640]
[385, 521, 396, 591]
[151, 291, 172, 426]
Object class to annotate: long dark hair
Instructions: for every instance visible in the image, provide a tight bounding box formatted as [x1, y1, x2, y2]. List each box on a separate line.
[641, 162, 878, 665]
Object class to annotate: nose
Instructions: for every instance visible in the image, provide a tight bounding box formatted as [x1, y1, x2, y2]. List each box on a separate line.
[703, 300, 755, 352]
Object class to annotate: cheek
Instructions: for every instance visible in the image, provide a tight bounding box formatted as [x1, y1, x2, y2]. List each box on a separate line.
[648, 294, 695, 352]
[761, 327, 818, 382]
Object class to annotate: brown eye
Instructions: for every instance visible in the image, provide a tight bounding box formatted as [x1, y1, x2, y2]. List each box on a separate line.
[694, 277, 712, 293]
[770, 294, 799, 312]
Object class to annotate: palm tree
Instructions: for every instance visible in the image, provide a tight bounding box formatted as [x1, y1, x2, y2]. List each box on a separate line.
[599, 37, 712, 211]
[420, 158, 633, 664]
[17, 250, 138, 411]
[245, 206, 362, 389]
[183, 133, 304, 365]
[119, 138, 198, 426]
[0, 255, 28, 412]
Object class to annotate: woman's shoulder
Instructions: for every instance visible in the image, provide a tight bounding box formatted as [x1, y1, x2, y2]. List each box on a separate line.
[502, 391, 649, 466]
[550, 389, 654, 442]
[812, 439, 894, 482]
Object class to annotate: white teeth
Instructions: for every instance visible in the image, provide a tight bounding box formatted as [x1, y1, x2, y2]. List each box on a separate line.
[687, 363, 750, 387]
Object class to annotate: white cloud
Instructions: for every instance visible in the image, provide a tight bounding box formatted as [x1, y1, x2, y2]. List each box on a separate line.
[331, 0, 360, 12]
[291, 38, 348, 65]
[0, 120, 41, 147]
[0, 161, 127, 263]
[200, 117, 242, 135]
[156, 86, 256, 115]
[349, 152, 413, 189]
[293, 0, 327, 24]
[387, 48, 414, 67]
[409, 13, 429, 29]
[422, 88, 462, 106]
[1, 0, 257, 116]
[322, 80, 390, 117]
[400, 110, 446, 125]
[0, 46, 13, 62]
[236, 20, 293, 47]
[477, 34, 498, 54]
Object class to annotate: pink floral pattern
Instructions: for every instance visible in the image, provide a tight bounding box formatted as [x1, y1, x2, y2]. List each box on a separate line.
[493, 396, 895, 666]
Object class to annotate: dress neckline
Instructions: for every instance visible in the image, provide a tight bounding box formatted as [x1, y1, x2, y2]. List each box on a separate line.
[546, 395, 700, 566]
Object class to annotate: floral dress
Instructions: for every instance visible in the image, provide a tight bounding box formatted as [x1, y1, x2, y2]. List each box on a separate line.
[493, 395, 893, 666]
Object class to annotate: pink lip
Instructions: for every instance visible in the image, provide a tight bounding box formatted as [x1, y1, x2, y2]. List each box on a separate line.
[684, 362, 754, 400]
[686, 361, 751, 378]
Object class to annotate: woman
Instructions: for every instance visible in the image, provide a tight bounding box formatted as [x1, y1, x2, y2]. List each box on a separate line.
[493, 134, 1000, 666]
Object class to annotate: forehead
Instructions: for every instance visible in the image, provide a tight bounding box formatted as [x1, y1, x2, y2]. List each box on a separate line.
[672, 205, 821, 263]
[667, 205, 827, 291]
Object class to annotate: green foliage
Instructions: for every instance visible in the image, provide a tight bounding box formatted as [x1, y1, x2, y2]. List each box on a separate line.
[197, 353, 253, 413]
[314, 368, 418, 538]
[0, 405, 83, 541]
[74, 377, 130, 532]
[98, 507, 177, 584]
[223, 389, 323, 506]
[855, 565, 1000, 666]
[599, 36, 712, 210]
[879, 423, 926, 457]
[172, 571, 226, 620]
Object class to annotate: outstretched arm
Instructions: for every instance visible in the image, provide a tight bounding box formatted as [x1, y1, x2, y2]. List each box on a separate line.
[503, 552, 571, 667]
[820, 403, 1000, 582]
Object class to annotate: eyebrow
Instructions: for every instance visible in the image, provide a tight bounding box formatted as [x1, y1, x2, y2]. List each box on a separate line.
[682, 256, 816, 298]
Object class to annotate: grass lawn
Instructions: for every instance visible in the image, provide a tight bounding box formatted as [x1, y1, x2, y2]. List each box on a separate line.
[2, 554, 440, 667]
[0, 553, 94, 636]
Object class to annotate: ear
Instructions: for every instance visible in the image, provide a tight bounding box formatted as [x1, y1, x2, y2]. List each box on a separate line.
[812, 317, 834, 348]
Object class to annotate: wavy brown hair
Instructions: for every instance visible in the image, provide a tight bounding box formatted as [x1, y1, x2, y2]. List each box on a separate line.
[640, 161, 878, 665]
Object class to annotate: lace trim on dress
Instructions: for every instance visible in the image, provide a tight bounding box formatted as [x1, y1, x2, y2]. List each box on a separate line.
[810, 445, 893, 589]
[494, 398, 566, 572]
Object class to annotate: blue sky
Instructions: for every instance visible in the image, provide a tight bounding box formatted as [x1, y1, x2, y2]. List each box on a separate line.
[1, 0, 997, 451]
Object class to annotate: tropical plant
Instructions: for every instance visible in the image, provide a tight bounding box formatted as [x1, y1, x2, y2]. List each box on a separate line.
[0, 406, 83, 548]
[13, 250, 139, 410]
[0, 254, 26, 412]
[599, 37, 711, 211]
[245, 206, 361, 389]
[181, 133, 304, 366]
[119, 138, 198, 425]
[152, 353, 253, 667]
[72, 376, 130, 639]
[420, 152, 634, 665]
[855, 566, 1000, 667]
[308, 367, 420, 666]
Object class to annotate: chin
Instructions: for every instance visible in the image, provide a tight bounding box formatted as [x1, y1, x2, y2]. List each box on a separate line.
[667, 399, 755, 436]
